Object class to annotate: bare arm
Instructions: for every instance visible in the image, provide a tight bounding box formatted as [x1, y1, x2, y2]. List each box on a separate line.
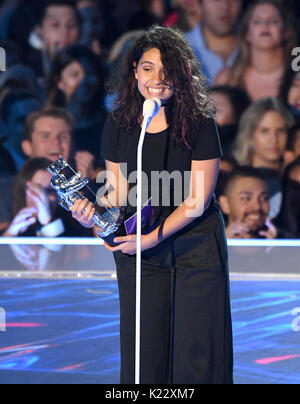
[109, 158, 220, 255]
[71, 158, 220, 251]
[149, 158, 220, 244]
[100, 160, 129, 208]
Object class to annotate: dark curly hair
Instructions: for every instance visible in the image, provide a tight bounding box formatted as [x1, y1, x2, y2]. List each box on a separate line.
[108, 26, 215, 150]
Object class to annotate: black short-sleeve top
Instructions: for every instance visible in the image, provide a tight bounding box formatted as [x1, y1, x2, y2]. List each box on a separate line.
[101, 113, 222, 213]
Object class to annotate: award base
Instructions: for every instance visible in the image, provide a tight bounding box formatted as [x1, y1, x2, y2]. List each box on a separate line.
[48, 156, 125, 247]
[48, 157, 156, 249]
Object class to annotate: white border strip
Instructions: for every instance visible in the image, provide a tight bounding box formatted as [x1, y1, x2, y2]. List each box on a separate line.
[0, 237, 105, 246]
[230, 272, 300, 280]
[0, 270, 116, 279]
[0, 237, 300, 247]
[0, 271, 299, 281]
[0, 238, 299, 247]
[227, 239, 300, 247]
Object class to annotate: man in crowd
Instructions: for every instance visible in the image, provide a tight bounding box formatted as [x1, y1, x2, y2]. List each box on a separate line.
[219, 166, 278, 239]
[185, 0, 241, 83]
[21, 108, 95, 177]
[0, 107, 95, 231]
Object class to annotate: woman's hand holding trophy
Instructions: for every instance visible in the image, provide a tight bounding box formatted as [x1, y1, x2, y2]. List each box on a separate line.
[70, 198, 95, 228]
[48, 156, 123, 245]
[70, 198, 105, 235]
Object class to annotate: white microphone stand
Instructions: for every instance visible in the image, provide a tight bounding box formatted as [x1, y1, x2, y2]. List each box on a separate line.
[135, 98, 161, 385]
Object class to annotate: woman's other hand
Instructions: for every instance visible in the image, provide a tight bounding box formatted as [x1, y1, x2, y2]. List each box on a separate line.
[104, 234, 158, 255]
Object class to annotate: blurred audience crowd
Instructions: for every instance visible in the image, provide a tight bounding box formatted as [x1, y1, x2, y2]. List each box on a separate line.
[0, 0, 300, 243]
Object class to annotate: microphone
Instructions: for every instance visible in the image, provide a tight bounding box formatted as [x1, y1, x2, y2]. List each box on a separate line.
[143, 98, 161, 121]
[136, 95, 161, 384]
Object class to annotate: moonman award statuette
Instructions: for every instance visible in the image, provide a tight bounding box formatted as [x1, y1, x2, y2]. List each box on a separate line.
[48, 156, 124, 246]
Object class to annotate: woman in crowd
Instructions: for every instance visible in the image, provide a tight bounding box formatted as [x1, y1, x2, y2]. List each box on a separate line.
[233, 97, 294, 219]
[46, 45, 107, 158]
[233, 97, 294, 172]
[215, 0, 296, 101]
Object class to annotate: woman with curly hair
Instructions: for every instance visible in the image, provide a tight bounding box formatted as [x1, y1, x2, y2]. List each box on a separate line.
[71, 26, 233, 384]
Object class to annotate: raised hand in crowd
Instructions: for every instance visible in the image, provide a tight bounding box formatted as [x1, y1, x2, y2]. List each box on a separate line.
[258, 217, 278, 239]
[225, 217, 277, 239]
[26, 180, 52, 226]
[2, 206, 37, 237]
[1, 158, 64, 239]
[74, 151, 95, 179]
[225, 220, 251, 239]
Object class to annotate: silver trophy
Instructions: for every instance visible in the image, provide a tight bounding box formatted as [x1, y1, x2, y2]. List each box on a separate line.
[48, 156, 124, 246]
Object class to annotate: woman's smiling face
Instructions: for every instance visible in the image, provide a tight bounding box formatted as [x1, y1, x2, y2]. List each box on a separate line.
[134, 48, 174, 103]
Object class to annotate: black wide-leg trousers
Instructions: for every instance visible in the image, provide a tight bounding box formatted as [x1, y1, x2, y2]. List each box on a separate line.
[114, 207, 234, 385]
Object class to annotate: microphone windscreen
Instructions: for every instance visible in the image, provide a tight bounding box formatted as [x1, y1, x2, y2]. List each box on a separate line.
[143, 98, 161, 118]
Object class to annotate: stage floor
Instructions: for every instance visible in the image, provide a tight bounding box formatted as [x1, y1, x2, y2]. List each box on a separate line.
[0, 275, 299, 384]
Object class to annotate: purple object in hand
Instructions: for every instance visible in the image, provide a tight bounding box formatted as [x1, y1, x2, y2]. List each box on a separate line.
[124, 198, 156, 235]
